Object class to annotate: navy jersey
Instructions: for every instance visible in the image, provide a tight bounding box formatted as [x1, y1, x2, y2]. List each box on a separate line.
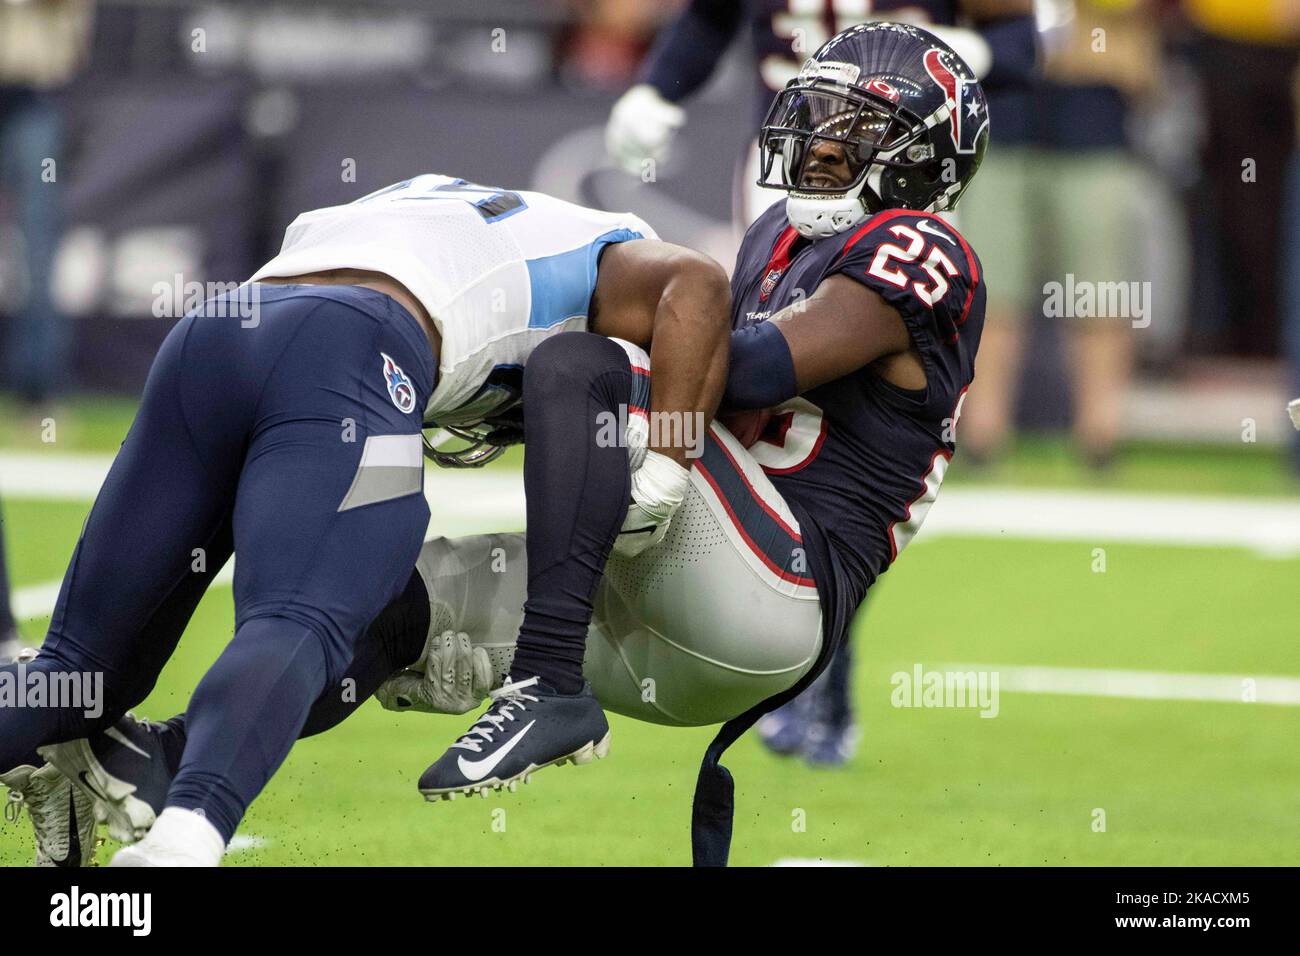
[645, 0, 961, 120]
[751, 0, 960, 101]
[730, 202, 984, 650]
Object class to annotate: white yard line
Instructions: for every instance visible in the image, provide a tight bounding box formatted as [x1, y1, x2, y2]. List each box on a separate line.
[14, 561, 233, 622]
[931, 662, 1300, 707]
[1, 452, 116, 500]
[771, 858, 873, 867]
[920, 487, 1300, 558]
[5, 450, 1298, 554]
[226, 834, 267, 853]
[12, 580, 62, 622]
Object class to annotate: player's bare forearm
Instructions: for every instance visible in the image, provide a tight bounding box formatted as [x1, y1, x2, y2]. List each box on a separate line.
[593, 240, 731, 467]
[646, 261, 730, 465]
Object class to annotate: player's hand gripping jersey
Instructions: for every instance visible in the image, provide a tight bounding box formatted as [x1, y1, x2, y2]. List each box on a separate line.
[250, 174, 656, 455]
[731, 202, 984, 640]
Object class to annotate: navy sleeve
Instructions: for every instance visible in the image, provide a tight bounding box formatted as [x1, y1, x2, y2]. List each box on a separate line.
[980, 14, 1039, 90]
[721, 319, 797, 411]
[641, 0, 746, 103]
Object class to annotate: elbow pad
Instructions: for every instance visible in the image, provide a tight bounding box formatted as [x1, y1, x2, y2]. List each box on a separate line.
[722, 320, 797, 412]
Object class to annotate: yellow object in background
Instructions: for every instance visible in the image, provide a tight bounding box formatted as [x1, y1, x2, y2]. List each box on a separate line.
[1184, 0, 1300, 45]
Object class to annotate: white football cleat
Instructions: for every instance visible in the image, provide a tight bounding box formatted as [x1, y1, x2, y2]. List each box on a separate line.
[1, 762, 98, 867]
[108, 806, 225, 867]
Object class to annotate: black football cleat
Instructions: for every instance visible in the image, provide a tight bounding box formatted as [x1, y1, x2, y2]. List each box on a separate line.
[39, 713, 176, 845]
[419, 677, 610, 800]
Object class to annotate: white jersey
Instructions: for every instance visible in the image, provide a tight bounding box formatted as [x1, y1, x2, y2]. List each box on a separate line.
[249, 174, 657, 423]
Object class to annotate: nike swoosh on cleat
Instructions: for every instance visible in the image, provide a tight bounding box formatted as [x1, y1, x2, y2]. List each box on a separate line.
[51, 792, 80, 868]
[105, 726, 150, 758]
[456, 720, 536, 782]
[77, 771, 109, 804]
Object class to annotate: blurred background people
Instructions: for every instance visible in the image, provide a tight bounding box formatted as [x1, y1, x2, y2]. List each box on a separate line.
[562, 0, 667, 90]
[0, 0, 93, 414]
[1287, 55, 1300, 472]
[959, 0, 1160, 471]
[1182, 0, 1298, 358]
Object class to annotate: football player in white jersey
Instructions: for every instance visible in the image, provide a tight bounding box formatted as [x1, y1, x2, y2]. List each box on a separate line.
[28, 342, 828, 862]
[1, 174, 732, 867]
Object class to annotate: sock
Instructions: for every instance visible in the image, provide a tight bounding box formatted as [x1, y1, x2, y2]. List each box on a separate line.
[140, 807, 225, 866]
[507, 334, 634, 695]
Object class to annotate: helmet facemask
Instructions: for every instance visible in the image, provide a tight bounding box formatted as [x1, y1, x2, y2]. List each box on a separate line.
[758, 79, 931, 237]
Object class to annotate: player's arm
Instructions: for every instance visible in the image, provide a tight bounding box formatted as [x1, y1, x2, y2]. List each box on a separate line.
[606, 0, 744, 173]
[591, 239, 731, 467]
[722, 276, 914, 411]
[639, 0, 744, 104]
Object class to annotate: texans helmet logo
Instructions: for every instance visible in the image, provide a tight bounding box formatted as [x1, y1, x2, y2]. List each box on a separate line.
[381, 352, 416, 414]
[923, 48, 987, 156]
[864, 78, 901, 104]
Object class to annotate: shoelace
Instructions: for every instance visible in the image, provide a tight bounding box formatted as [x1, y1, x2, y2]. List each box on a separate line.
[450, 677, 541, 753]
[4, 778, 75, 863]
[4, 783, 51, 837]
[4, 789, 24, 824]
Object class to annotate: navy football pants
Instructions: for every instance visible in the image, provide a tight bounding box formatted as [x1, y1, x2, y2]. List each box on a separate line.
[0, 284, 434, 842]
[135, 331, 638, 776]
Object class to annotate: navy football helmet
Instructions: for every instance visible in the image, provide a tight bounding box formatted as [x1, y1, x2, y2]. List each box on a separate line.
[757, 21, 990, 238]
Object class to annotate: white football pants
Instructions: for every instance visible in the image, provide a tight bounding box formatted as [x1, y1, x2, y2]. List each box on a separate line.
[415, 420, 823, 727]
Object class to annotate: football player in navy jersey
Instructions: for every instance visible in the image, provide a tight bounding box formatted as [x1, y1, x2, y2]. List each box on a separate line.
[702, 21, 987, 795]
[608, 0, 1030, 765]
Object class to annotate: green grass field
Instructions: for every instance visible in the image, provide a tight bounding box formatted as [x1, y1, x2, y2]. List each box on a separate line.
[2, 400, 1298, 866]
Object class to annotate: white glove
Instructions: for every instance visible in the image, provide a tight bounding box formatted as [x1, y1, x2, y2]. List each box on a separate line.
[375, 629, 494, 715]
[613, 450, 691, 558]
[605, 84, 686, 177]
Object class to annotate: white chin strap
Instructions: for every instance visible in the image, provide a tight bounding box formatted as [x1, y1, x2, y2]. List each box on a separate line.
[784, 158, 889, 238]
[785, 143, 909, 239]
[784, 194, 867, 239]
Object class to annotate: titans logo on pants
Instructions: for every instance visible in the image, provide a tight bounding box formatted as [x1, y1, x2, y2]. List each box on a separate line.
[381, 352, 416, 413]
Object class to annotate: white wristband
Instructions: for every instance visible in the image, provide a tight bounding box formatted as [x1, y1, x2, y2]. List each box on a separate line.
[630, 449, 690, 521]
